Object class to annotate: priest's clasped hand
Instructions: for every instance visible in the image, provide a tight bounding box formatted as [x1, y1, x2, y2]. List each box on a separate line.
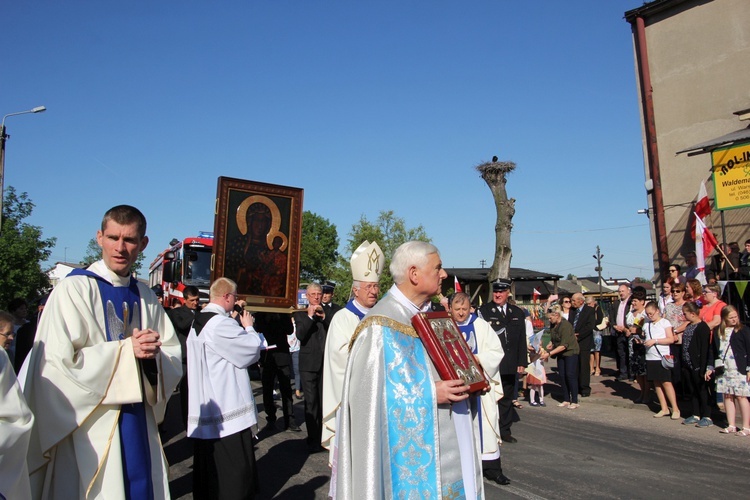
[435, 379, 470, 404]
[132, 328, 162, 359]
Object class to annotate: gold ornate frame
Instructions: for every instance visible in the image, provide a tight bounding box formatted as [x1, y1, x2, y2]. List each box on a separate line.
[212, 177, 304, 311]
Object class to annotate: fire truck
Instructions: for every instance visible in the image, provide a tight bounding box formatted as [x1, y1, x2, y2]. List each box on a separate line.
[148, 232, 214, 307]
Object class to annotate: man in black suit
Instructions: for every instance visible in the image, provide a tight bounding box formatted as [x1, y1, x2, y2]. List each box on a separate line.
[610, 284, 633, 381]
[568, 293, 596, 397]
[321, 281, 342, 318]
[293, 283, 332, 452]
[166, 285, 200, 431]
[478, 278, 528, 443]
[255, 312, 300, 432]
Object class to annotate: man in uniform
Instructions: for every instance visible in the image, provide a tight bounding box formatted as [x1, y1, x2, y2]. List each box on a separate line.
[321, 281, 342, 319]
[478, 278, 528, 443]
[23, 205, 183, 499]
[321, 240, 384, 462]
[335, 241, 482, 499]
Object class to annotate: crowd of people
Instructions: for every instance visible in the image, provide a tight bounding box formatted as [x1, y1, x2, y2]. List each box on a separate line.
[2, 203, 749, 499]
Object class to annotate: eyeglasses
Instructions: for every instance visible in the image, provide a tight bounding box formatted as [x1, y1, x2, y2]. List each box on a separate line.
[0, 331, 13, 338]
[562, 300, 571, 304]
[669, 269, 678, 272]
[359, 283, 380, 292]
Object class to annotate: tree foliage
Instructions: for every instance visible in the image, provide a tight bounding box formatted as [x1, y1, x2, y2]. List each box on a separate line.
[81, 238, 101, 266]
[331, 210, 430, 304]
[0, 187, 56, 307]
[300, 210, 339, 283]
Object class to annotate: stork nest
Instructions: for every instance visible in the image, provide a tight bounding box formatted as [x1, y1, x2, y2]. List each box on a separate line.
[476, 159, 516, 183]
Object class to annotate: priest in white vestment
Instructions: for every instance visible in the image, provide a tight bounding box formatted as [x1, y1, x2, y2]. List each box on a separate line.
[321, 240, 384, 466]
[450, 292, 511, 485]
[0, 346, 34, 500]
[22, 206, 182, 500]
[335, 241, 484, 499]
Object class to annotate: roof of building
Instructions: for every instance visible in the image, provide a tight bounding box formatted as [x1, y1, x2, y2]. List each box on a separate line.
[445, 267, 563, 282]
[624, 0, 693, 23]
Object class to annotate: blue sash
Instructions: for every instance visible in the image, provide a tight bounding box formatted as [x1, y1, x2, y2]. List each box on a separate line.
[69, 269, 154, 500]
[344, 299, 366, 320]
[382, 325, 441, 498]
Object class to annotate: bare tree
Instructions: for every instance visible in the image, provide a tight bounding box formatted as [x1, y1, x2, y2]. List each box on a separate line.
[476, 157, 516, 292]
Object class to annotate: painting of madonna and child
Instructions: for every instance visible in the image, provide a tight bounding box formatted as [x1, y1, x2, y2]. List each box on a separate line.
[212, 177, 304, 311]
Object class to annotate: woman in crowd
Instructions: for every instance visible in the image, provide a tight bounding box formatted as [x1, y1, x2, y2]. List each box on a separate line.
[586, 296, 606, 377]
[560, 296, 572, 321]
[658, 280, 673, 314]
[681, 302, 714, 427]
[685, 279, 703, 305]
[665, 283, 690, 397]
[541, 305, 580, 409]
[643, 302, 680, 419]
[716, 306, 750, 435]
[626, 286, 649, 404]
[699, 283, 726, 332]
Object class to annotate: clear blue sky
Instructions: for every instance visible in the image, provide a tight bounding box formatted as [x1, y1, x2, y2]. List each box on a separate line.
[2, 1, 654, 280]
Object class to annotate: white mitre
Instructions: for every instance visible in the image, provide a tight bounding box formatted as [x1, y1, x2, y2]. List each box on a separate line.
[351, 240, 384, 282]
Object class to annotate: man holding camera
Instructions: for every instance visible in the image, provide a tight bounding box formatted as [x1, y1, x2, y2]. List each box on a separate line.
[294, 282, 331, 452]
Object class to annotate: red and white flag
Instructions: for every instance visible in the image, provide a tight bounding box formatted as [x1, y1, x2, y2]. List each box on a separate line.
[695, 212, 718, 284]
[532, 287, 541, 303]
[691, 181, 712, 239]
[454, 275, 462, 293]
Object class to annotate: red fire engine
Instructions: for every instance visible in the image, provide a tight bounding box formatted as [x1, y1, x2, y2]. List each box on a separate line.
[148, 232, 214, 307]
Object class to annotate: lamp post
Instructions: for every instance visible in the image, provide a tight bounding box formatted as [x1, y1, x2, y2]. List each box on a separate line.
[0, 105, 46, 230]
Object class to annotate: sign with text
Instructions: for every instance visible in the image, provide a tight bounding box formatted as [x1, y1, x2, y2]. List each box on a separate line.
[711, 141, 750, 210]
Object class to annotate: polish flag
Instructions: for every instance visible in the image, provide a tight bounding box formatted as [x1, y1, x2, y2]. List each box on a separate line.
[695, 213, 718, 284]
[454, 275, 463, 293]
[533, 287, 541, 303]
[691, 181, 712, 239]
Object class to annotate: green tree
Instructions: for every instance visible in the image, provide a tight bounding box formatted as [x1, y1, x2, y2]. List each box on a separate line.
[81, 237, 147, 276]
[300, 210, 339, 283]
[81, 238, 101, 266]
[332, 210, 430, 304]
[0, 187, 56, 307]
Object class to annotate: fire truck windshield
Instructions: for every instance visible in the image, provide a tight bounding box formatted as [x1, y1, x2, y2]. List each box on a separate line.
[183, 246, 212, 286]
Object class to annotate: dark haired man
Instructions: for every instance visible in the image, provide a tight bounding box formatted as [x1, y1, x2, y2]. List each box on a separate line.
[23, 205, 182, 498]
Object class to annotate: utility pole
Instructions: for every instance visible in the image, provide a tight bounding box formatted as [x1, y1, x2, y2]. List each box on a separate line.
[593, 246, 604, 301]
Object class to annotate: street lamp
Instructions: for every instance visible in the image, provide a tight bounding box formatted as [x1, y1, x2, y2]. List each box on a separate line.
[0, 105, 46, 230]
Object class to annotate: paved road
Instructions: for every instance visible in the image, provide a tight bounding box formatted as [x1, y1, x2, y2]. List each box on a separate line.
[163, 362, 750, 499]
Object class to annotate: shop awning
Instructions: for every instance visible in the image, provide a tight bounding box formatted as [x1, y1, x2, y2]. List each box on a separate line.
[676, 126, 750, 156]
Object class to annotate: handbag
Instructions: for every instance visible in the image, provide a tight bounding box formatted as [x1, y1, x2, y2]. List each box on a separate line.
[647, 324, 675, 369]
[714, 337, 730, 376]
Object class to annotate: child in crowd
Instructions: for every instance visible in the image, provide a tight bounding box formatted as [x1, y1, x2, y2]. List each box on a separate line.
[527, 332, 547, 407]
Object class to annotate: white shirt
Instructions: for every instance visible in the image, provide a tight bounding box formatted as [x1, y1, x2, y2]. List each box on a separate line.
[187, 303, 263, 439]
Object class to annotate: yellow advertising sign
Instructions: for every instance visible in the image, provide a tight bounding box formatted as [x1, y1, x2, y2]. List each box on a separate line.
[711, 141, 750, 210]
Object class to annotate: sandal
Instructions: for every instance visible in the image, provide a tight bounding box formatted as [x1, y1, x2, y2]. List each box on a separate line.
[737, 428, 750, 437]
[568, 403, 580, 409]
[594, 370, 601, 376]
[557, 402, 570, 407]
[720, 426, 737, 434]
[512, 401, 523, 409]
